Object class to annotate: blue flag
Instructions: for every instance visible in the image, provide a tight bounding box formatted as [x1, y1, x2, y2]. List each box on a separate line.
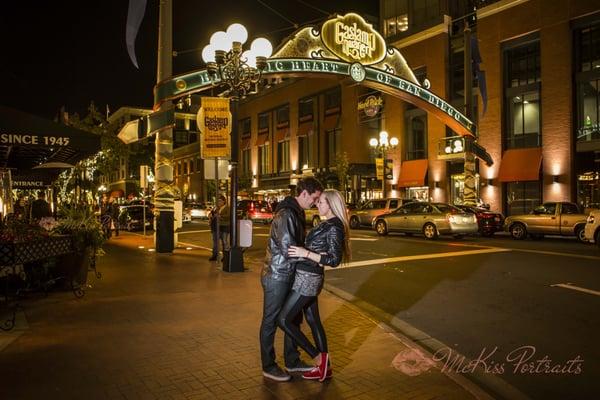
[471, 36, 488, 115]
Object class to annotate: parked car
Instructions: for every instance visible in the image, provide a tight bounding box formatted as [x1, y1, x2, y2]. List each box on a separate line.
[503, 202, 588, 242]
[372, 202, 478, 239]
[455, 205, 504, 236]
[584, 209, 600, 248]
[237, 200, 273, 224]
[349, 198, 412, 229]
[118, 205, 154, 231]
[186, 202, 210, 219]
[306, 202, 357, 227]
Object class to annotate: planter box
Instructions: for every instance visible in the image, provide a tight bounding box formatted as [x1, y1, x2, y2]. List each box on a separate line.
[0, 236, 73, 267]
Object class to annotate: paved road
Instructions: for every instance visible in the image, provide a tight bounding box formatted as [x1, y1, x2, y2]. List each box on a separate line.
[177, 220, 600, 400]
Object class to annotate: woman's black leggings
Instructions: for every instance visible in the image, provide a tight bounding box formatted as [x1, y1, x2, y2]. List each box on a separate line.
[278, 290, 327, 359]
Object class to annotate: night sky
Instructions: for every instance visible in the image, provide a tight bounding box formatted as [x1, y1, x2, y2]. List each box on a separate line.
[0, 1, 378, 120]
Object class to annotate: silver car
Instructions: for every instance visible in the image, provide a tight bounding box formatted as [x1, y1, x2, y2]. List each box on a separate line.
[372, 202, 478, 239]
[349, 198, 408, 229]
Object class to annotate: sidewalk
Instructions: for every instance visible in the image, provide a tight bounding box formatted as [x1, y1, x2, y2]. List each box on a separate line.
[0, 233, 491, 400]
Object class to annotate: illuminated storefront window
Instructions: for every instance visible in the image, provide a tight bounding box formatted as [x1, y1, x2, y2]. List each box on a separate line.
[505, 181, 541, 216]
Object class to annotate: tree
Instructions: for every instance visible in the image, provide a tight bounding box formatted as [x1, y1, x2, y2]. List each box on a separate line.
[334, 151, 351, 195]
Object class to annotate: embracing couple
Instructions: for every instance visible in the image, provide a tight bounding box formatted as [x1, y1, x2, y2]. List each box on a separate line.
[259, 177, 351, 382]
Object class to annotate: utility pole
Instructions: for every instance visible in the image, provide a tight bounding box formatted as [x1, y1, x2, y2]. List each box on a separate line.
[154, 0, 175, 252]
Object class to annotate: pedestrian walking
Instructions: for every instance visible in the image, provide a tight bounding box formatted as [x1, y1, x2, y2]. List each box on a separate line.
[110, 198, 120, 237]
[208, 202, 219, 261]
[259, 177, 323, 382]
[278, 189, 350, 381]
[217, 195, 230, 255]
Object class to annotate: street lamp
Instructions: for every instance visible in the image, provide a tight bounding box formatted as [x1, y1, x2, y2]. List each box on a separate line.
[202, 23, 272, 273]
[369, 131, 398, 198]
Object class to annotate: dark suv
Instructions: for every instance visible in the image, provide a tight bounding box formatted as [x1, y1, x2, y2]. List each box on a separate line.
[237, 200, 273, 224]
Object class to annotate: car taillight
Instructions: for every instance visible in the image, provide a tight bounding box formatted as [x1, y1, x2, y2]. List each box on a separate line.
[588, 215, 595, 224]
[446, 213, 453, 223]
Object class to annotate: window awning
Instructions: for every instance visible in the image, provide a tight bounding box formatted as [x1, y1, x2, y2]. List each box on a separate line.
[297, 121, 314, 137]
[275, 127, 289, 142]
[241, 137, 251, 150]
[397, 159, 428, 187]
[255, 133, 269, 146]
[323, 114, 340, 131]
[497, 147, 542, 182]
[0, 105, 101, 171]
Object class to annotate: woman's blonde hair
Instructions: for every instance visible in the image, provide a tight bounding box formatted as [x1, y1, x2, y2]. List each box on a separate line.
[321, 189, 351, 263]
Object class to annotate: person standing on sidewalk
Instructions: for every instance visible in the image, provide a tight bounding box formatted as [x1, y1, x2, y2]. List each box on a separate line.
[208, 201, 219, 261]
[260, 177, 323, 382]
[217, 195, 230, 255]
[279, 189, 351, 382]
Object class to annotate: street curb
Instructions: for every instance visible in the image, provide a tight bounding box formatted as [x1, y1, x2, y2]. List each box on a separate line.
[324, 283, 531, 400]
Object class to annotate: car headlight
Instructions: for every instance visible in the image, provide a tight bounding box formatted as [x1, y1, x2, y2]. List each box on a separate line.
[588, 215, 595, 224]
[472, 215, 477, 223]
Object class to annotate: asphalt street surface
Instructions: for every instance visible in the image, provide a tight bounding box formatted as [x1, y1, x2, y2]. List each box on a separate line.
[176, 219, 600, 400]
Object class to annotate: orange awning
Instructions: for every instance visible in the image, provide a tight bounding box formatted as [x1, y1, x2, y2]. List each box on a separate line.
[498, 147, 542, 182]
[255, 133, 269, 146]
[397, 159, 428, 187]
[275, 127, 289, 142]
[323, 114, 340, 131]
[297, 121, 313, 137]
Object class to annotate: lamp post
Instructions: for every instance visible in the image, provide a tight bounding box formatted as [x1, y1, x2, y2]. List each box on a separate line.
[369, 131, 398, 199]
[202, 24, 272, 272]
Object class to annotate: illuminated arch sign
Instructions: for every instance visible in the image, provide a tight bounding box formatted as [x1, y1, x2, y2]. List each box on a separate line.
[154, 13, 475, 137]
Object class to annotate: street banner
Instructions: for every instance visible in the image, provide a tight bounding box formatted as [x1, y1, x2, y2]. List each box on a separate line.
[385, 159, 393, 180]
[375, 158, 383, 180]
[198, 97, 231, 159]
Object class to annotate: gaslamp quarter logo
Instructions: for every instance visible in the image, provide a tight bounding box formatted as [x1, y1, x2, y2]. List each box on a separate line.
[321, 13, 386, 66]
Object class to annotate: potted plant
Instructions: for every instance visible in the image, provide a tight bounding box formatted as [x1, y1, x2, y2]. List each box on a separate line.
[53, 204, 105, 288]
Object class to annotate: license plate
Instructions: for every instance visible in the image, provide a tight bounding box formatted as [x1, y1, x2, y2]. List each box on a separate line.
[462, 217, 468, 223]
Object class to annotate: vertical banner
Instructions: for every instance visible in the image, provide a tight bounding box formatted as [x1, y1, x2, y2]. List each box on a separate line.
[384, 159, 393, 180]
[198, 97, 232, 159]
[375, 158, 383, 180]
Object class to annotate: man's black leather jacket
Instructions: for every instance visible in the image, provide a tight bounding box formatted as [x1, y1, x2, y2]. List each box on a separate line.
[262, 196, 306, 282]
[296, 217, 344, 274]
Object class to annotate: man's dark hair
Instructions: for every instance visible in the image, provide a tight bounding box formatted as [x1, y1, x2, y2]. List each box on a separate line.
[295, 177, 324, 196]
[38, 191, 46, 198]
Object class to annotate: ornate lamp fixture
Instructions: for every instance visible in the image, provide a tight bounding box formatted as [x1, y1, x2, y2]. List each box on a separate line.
[201, 24, 272, 272]
[369, 131, 398, 198]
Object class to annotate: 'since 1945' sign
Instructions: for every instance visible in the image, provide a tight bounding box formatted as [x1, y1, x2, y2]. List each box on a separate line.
[0, 133, 70, 146]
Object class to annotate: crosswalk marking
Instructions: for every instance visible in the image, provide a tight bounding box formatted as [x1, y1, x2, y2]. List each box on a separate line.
[326, 248, 511, 270]
[550, 283, 600, 297]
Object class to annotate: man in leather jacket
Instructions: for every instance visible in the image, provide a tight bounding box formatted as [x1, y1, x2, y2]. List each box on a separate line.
[260, 177, 323, 382]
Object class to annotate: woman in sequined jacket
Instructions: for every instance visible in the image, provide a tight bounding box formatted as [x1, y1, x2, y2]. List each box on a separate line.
[278, 189, 351, 382]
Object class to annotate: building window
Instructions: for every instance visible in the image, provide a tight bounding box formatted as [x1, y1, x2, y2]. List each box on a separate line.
[405, 110, 427, 160]
[259, 144, 270, 175]
[276, 105, 289, 127]
[382, 0, 409, 38]
[278, 140, 290, 172]
[505, 181, 541, 216]
[241, 148, 251, 175]
[183, 161, 188, 175]
[177, 162, 181, 176]
[240, 117, 251, 137]
[327, 129, 341, 167]
[298, 136, 309, 169]
[258, 112, 269, 133]
[324, 87, 341, 112]
[576, 24, 600, 72]
[504, 38, 541, 149]
[384, 15, 408, 38]
[299, 97, 314, 122]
